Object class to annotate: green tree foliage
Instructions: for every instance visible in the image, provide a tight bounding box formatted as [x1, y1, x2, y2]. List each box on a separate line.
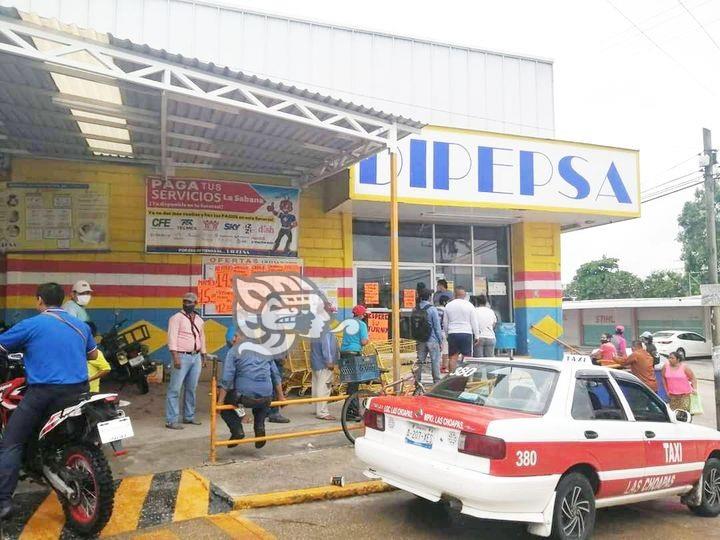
[642, 270, 687, 298]
[677, 187, 720, 288]
[565, 257, 643, 300]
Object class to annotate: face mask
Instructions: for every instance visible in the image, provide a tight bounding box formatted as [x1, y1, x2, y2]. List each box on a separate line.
[76, 294, 91, 306]
[183, 304, 195, 314]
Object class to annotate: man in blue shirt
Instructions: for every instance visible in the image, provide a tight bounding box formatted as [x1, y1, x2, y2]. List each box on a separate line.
[310, 327, 338, 420]
[340, 305, 369, 416]
[216, 333, 285, 449]
[415, 289, 443, 384]
[0, 283, 95, 518]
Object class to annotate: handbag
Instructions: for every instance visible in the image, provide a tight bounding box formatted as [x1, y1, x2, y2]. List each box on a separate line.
[689, 391, 703, 416]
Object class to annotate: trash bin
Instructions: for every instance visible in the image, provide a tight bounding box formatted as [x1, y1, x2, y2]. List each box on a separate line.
[496, 323, 517, 358]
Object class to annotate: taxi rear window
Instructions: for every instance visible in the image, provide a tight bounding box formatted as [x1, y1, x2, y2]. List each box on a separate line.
[427, 362, 558, 415]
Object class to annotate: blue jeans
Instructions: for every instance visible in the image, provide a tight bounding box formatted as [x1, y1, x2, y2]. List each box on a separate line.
[416, 340, 442, 383]
[473, 337, 496, 358]
[165, 353, 202, 424]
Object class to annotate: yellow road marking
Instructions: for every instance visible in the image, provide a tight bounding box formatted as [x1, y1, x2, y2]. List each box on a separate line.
[172, 469, 210, 522]
[19, 492, 64, 540]
[101, 473, 155, 537]
[131, 531, 181, 540]
[206, 512, 276, 539]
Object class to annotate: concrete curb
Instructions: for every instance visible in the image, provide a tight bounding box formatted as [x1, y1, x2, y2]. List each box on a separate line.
[233, 480, 396, 509]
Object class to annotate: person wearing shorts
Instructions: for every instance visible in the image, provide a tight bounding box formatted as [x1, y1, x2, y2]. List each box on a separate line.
[442, 286, 479, 373]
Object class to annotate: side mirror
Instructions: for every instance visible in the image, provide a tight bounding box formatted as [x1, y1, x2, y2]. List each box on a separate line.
[675, 409, 692, 423]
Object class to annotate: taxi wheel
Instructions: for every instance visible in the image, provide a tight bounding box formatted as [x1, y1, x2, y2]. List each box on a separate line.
[689, 458, 720, 517]
[551, 473, 595, 540]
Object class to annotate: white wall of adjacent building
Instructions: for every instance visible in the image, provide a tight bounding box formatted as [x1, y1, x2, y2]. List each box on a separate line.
[1, 0, 555, 137]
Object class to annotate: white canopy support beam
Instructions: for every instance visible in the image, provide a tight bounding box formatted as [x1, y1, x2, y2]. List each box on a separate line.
[0, 16, 399, 147]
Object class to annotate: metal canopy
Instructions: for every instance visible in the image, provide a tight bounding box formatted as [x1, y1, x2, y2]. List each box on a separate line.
[0, 7, 422, 183]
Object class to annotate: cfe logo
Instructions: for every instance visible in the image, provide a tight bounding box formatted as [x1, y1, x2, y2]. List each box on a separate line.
[151, 218, 171, 228]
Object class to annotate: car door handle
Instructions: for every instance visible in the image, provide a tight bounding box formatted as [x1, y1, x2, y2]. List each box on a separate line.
[584, 431, 598, 440]
[645, 431, 656, 439]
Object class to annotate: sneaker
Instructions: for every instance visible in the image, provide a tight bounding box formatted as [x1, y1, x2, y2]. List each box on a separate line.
[228, 427, 245, 449]
[268, 413, 290, 423]
[165, 422, 184, 430]
[183, 419, 202, 425]
[317, 415, 337, 421]
[254, 427, 267, 448]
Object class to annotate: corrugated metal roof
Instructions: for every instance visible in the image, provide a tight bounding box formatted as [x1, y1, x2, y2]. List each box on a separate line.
[0, 6, 423, 180]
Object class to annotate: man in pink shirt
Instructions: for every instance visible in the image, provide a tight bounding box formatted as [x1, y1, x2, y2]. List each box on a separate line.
[165, 292, 207, 429]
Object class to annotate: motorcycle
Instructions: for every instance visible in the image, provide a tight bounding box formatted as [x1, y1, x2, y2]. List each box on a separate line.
[0, 351, 132, 537]
[99, 319, 156, 395]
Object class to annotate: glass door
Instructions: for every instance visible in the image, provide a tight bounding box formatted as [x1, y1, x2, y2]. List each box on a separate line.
[355, 265, 433, 339]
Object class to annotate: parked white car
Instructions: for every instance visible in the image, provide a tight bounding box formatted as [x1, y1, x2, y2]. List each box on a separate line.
[653, 331, 711, 359]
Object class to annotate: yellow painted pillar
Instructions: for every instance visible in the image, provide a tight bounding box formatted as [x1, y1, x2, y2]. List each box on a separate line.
[511, 222, 563, 360]
[389, 150, 401, 381]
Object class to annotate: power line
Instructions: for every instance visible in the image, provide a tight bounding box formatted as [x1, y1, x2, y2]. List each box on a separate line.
[605, 0, 718, 97]
[641, 176, 705, 203]
[642, 174, 705, 199]
[641, 169, 701, 195]
[678, 0, 720, 52]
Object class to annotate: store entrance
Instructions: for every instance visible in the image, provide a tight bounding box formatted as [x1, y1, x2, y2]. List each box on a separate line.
[355, 265, 433, 339]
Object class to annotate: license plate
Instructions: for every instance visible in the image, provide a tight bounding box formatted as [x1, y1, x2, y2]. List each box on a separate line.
[98, 417, 134, 444]
[405, 423, 434, 449]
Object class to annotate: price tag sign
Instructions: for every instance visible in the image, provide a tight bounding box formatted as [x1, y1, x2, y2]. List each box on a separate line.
[402, 289, 416, 309]
[364, 282, 380, 305]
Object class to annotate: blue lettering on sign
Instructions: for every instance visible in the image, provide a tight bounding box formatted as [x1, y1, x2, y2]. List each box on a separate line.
[558, 155, 590, 200]
[597, 162, 631, 203]
[359, 155, 377, 184]
[519, 150, 553, 196]
[409, 139, 427, 188]
[478, 146, 513, 194]
[433, 142, 449, 190]
[357, 138, 633, 205]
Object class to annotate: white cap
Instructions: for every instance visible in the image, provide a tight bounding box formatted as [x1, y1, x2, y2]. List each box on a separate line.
[72, 280, 93, 294]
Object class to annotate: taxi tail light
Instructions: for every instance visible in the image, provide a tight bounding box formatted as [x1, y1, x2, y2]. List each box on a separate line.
[458, 432, 506, 459]
[657, 340, 672, 344]
[363, 410, 385, 431]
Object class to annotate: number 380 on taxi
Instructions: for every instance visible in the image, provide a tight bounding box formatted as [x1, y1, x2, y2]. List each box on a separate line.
[355, 358, 720, 540]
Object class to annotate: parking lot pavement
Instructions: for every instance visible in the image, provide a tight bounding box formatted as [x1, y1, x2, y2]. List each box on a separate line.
[245, 490, 720, 539]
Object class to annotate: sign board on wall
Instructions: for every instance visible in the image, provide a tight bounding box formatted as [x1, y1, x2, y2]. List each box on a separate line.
[0, 182, 109, 252]
[145, 177, 299, 256]
[352, 126, 640, 217]
[368, 312, 389, 342]
[200, 256, 302, 316]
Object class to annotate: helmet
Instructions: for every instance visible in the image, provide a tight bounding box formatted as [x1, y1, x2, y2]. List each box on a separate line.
[615, 325, 625, 333]
[640, 331, 653, 339]
[352, 305, 367, 317]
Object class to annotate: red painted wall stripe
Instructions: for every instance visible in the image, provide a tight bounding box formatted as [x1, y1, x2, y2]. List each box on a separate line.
[514, 289, 564, 299]
[337, 287, 352, 298]
[6, 259, 202, 275]
[513, 271, 561, 281]
[5, 284, 192, 297]
[304, 267, 352, 278]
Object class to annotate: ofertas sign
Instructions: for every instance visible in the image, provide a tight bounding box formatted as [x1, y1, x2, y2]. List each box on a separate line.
[145, 177, 300, 256]
[352, 126, 639, 217]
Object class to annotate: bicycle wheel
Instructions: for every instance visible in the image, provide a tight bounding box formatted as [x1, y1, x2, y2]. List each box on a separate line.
[341, 389, 379, 445]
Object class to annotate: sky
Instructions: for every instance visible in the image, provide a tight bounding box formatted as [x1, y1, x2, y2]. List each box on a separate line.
[220, 0, 720, 284]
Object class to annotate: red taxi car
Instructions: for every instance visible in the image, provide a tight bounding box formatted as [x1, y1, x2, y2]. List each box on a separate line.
[355, 358, 720, 540]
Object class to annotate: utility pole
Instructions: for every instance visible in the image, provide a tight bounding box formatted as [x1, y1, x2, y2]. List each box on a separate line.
[702, 128, 720, 429]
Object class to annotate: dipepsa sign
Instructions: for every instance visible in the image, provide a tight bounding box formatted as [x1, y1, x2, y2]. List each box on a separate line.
[353, 127, 639, 216]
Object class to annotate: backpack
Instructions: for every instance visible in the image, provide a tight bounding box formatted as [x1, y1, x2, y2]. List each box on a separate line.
[410, 305, 433, 342]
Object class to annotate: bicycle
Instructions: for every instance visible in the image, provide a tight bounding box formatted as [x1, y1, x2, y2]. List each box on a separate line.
[340, 359, 427, 444]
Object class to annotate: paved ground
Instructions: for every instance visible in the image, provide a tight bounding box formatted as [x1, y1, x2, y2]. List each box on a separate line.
[245, 490, 720, 539]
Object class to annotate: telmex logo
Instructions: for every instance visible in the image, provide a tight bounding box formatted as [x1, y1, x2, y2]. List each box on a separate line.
[359, 136, 634, 204]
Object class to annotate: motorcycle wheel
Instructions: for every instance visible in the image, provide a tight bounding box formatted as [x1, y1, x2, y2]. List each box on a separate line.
[59, 445, 115, 537]
[136, 376, 149, 395]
